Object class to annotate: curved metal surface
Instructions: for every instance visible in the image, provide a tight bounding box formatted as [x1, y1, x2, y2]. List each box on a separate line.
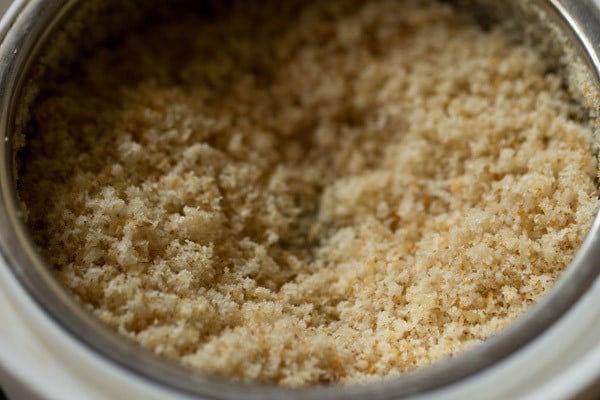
[0, 0, 599, 399]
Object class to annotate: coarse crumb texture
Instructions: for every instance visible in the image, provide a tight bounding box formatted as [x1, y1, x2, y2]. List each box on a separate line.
[19, 0, 599, 386]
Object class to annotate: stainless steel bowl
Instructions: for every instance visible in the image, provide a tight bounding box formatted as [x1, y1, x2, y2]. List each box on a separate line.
[0, 1, 599, 399]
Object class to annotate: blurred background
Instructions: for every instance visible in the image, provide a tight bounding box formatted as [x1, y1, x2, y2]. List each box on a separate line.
[0, 1, 9, 15]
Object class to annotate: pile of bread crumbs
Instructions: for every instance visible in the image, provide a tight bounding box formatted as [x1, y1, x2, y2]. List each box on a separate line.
[18, 0, 599, 386]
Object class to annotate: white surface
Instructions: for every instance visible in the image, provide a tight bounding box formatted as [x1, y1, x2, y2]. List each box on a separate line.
[0, 259, 191, 400]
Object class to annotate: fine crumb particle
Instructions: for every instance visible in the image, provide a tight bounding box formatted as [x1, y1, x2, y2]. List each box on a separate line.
[18, 0, 599, 386]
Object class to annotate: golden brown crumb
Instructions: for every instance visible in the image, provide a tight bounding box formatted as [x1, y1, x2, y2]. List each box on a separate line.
[19, 0, 598, 386]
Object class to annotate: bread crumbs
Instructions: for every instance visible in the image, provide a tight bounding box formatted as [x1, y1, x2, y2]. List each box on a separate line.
[18, 0, 599, 386]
